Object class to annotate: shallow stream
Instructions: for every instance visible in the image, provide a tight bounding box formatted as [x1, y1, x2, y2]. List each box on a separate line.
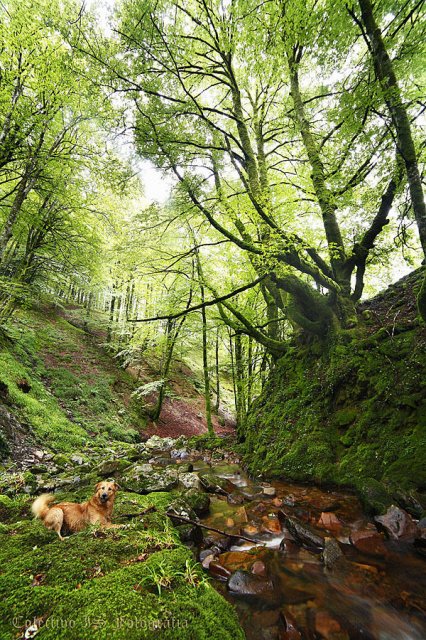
[189, 458, 426, 640]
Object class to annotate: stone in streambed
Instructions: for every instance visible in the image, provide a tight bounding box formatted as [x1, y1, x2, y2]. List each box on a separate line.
[322, 538, 346, 570]
[199, 472, 231, 495]
[227, 491, 245, 505]
[262, 486, 276, 497]
[178, 472, 201, 490]
[209, 561, 232, 580]
[251, 560, 267, 577]
[227, 570, 276, 601]
[317, 512, 342, 531]
[375, 505, 418, 542]
[349, 527, 387, 555]
[280, 513, 324, 550]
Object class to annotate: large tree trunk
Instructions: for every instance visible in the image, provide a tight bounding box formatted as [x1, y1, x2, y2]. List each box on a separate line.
[357, 0, 426, 319]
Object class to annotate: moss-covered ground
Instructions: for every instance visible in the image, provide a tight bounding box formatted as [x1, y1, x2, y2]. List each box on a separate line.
[0, 490, 244, 640]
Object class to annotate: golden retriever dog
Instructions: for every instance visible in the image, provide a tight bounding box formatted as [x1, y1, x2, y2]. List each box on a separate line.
[31, 481, 120, 540]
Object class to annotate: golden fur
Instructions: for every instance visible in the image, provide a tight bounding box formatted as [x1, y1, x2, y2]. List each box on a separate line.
[31, 481, 120, 540]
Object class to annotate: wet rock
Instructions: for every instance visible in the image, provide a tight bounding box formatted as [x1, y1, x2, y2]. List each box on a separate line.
[279, 538, 301, 555]
[121, 465, 178, 493]
[201, 553, 216, 569]
[318, 512, 342, 531]
[71, 454, 85, 465]
[375, 505, 418, 542]
[202, 535, 231, 551]
[322, 538, 345, 570]
[315, 610, 348, 639]
[251, 560, 267, 577]
[283, 494, 297, 507]
[209, 561, 232, 580]
[243, 524, 261, 537]
[182, 489, 210, 516]
[261, 515, 282, 534]
[199, 472, 230, 495]
[227, 491, 245, 505]
[96, 459, 132, 477]
[272, 497, 284, 507]
[280, 513, 324, 550]
[349, 527, 387, 555]
[217, 551, 257, 572]
[241, 485, 264, 500]
[228, 569, 275, 599]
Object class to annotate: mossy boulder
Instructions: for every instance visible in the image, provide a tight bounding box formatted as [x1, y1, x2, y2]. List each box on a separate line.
[121, 465, 179, 494]
[96, 459, 132, 477]
[355, 478, 393, 515]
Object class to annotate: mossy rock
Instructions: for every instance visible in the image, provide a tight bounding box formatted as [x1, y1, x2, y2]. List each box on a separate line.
[96, 459, 132, 477]
[121, 466, 179, 494]
[355, 478, 393, 515]
[182, 490, 210, 516]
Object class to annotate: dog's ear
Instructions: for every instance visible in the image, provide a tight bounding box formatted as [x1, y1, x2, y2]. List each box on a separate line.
[95, 481, 102, 491]
[113, 481, 120, 491]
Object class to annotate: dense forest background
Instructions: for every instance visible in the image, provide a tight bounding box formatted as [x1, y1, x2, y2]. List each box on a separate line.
[1, 0, 425, 434]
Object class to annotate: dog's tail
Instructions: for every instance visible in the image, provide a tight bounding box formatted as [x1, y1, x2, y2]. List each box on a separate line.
[32, 494, 55, 520]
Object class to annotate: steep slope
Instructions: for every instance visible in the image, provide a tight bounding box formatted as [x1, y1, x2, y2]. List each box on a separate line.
[241, 269, 426, 513]
[0, 302, 233, 464]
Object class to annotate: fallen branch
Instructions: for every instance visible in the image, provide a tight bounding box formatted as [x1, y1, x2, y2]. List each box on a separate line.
[166, 511, 265, 545]
[117, 505, 157, 519]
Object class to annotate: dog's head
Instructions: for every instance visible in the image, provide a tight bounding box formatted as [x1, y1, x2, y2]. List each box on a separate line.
[95, 480, 119, 504]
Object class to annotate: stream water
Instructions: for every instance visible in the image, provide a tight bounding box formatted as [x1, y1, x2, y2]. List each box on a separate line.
[187, 457, 426, 640]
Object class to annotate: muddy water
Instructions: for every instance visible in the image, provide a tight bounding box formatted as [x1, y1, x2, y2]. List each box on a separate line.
[193, 461, 426, 640]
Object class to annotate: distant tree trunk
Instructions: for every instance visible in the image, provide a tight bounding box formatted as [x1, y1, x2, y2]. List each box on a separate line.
[107, 285, 116, 344]
[247, 335, 253, 410]
[201, 288, 214, 436]
[150, 289, 193, 422]
[215, 328, 220, 413]
[234, 332, 246, 433]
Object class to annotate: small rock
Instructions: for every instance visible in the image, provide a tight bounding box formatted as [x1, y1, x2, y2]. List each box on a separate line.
[201, 553, 216, 569]
[280, 513, 324, 549]
[263, 486, 276, 497]
[322, 538, 345, 570]
[251, 560, 267, 577]
[209, 561, 232, 580]
[179, 473, 201, 490]
[227, 491, 245, 505]
[375, 505, 418, 542]
[228, 570, 275, 599]
[318, 512, 342, 531]
[350, 528, 387, 555]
